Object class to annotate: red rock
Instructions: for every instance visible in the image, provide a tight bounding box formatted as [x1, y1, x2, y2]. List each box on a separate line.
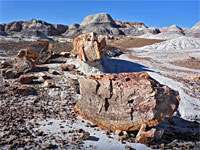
[185, 75, 200, 80]
[60, 64, 75, 71]
[74, 72, 180, 142]
[19, 74, 35, 84]
[136, 124, 156, 144]
[16, 40, 53, 73]
[15, 86, 37, 96]
[0, 61, 10, 68]
[73, 32, 106, 62]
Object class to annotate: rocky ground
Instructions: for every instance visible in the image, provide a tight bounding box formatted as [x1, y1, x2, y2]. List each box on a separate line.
[0, 35, 200, 150]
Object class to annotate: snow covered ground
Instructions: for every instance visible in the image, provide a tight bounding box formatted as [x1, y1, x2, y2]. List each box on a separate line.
[0, 35, 72, 43]
[131, 36, 200, 51]
[138, 32, 184, 40]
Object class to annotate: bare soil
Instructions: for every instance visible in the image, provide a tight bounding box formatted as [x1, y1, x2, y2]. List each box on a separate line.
[0, 41, 73, 55]
[0, 36, 199, 150]
[170, 57, 200, 70]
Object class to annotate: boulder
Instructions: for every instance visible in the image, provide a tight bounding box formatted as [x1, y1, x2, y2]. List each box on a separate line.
[74, 72, 180, 133]
[19, 74, 35, 84]
[73, 32, 106, 62]
[16, 40, 53, 73]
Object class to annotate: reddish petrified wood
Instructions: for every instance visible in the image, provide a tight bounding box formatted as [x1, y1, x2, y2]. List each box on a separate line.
[73, 32, 106, 62]
[74, 72, 180, 132]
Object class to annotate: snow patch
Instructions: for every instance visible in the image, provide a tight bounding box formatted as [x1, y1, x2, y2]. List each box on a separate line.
[132, 37, 200, 51]
[138, 32, 184, 40]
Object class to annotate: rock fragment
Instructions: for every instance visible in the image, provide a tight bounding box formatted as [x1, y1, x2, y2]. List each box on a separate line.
[73, 32, 106, 62]
[15, 86, 37, 96]
[136, 124, 156, 144]
[2, 69, 18, 79]
[19, 74, 35, 84]
[185, 75, 200, 80]
[60, 64, 76, 71]
[0, 61, 10, 68]
[16, 40, 53, 73]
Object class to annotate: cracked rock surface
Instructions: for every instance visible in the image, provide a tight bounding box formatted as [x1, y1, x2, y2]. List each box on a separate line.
[74, 72, 180, 132]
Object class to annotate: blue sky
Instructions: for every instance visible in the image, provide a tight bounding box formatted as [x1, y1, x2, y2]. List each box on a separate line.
[0, 0, 199, 28]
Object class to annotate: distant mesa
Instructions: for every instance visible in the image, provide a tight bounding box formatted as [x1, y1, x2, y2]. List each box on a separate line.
[0, 18, 68, 37]
[0, 13, 200, 38]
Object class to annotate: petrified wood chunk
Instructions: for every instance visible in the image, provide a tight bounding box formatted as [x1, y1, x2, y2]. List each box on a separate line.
[16, 40, 53, 73]
[73, 32, 106, 62]
[74, 72, 180, 132]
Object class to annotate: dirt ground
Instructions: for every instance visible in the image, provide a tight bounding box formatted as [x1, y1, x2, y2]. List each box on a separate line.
[0, 36, 199, 150]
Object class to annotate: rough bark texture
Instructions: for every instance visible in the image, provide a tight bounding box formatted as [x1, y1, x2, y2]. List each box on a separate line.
[73, 32, 106, 62]
[74, 72, 180, 132]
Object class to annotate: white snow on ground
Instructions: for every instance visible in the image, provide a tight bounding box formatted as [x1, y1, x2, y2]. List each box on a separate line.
[0, 35, 40, 42]
[66, 58, 104, 75]
[36, 117, 152, 150]
[138, 32, 184, 40]
[49, 36, 72, 42]
[0, 35, 72, 43]
[131, 36, 200, 51]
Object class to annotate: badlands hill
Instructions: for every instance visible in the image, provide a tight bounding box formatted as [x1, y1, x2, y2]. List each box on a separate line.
[1, 13, 199, 38]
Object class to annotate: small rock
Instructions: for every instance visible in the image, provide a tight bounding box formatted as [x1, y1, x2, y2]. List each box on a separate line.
[154, 128, 164, 141]
[60, 52, 70, 58]
[115, 129, 122, 135]
[15, 86, 37, 96]
[49, 69, 60, 75]
[125, 145, 134, 150]
[37, 72, 49, 80]
[119, 136, 124, 144]
[2, 69, 18, 79]
[129, 133, 136, 138]
[1, 61, 10, 68]
[79, 131, 90, 140]
[136, 124, 156, 144]
[123, 131, 129, 138]
[60, 64, 76, 71]
[160, 143, 165, 149]
[65, 130, 73, 134]
[19, 74, 35, 84]
[43, 80, 54, 88]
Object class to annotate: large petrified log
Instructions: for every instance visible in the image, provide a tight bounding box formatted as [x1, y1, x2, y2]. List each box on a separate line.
[73, 32, 106, 62]
[74, 72, 180, 133]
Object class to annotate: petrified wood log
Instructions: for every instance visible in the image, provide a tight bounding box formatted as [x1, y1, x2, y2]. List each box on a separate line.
[74, 72, 180, 132]
[16, 40, 53, 73]
[73, 32, 106, 62]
